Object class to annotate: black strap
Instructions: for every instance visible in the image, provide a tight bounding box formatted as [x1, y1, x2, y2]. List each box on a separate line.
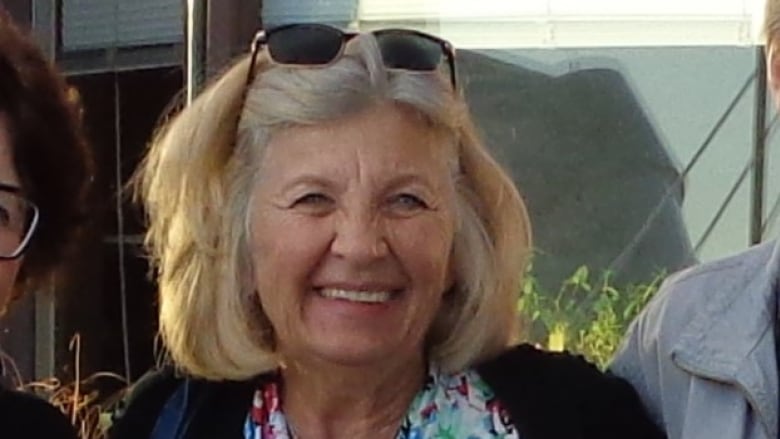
[150, 380, 191, 439]
[109, 368, 182, 439]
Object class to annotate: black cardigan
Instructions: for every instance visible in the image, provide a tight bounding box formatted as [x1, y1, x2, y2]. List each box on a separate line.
[110, 344, 665, 439]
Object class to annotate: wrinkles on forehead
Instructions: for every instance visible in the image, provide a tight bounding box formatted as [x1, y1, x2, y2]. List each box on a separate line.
[253, 103, 458, 209]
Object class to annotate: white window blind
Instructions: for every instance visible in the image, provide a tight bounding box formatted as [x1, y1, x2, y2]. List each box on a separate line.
[549, 0, 748, 16]
[360, 0, 548, 20]
[357, 0, 767, 47]
[359, 0, 441, 19]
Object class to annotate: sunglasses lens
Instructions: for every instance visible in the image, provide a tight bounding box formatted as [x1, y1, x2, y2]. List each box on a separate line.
[376, 32, 443, 71]
[267, 25, 344, 64]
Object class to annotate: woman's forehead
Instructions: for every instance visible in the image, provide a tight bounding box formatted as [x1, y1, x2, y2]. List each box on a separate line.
[260, 103, 455, 171]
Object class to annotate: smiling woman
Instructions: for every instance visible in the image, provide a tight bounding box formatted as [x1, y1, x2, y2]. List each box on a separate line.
[110, 23, 663, 439]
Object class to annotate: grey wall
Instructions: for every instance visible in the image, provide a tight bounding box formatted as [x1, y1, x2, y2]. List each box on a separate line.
[461, 50, 696, 289]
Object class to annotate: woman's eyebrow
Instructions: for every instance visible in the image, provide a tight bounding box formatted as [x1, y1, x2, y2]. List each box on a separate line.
[276, 174, 338, 193]
[383, 173, 436, 189]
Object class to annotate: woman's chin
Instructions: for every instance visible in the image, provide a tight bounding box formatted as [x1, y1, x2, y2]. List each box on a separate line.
[293, 331, 420, 370]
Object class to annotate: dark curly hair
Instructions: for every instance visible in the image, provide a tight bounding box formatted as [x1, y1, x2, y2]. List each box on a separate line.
[0, 10, 94, 295]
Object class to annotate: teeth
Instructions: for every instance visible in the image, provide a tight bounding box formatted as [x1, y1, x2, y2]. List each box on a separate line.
[319, 289, 392, 303]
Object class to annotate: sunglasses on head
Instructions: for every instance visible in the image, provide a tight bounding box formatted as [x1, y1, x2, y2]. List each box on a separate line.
[246, 23, 457, 89]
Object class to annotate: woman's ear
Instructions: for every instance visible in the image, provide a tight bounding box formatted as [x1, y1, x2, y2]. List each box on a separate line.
[767, 38, 780, 107]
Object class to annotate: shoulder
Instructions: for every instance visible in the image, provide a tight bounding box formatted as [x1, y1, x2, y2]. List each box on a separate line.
[109, 367, 183, 439]
[109, 367, 263, 439]
[621, 241, 775, 352]
[477, 344, 608, 390]
[0, 389, 78, 439]
[477, 344, 665, 439]
[645, 242, 773, 323]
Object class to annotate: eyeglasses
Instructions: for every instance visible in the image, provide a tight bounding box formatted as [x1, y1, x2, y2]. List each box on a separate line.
[246, 23, 457, 90]
[0, 184, 38, 260]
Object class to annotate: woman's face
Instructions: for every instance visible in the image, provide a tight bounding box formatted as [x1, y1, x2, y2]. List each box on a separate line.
[249, 103, 457, 368]
[0, 114, 24, 314]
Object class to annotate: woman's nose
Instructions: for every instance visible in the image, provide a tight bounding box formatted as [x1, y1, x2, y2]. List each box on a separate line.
[329, 213, 389, 262]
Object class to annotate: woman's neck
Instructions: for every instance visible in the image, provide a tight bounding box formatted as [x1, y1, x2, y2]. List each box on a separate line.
[280, 354, 426, 439]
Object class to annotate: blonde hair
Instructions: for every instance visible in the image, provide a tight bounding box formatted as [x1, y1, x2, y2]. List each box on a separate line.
[767, 0, 780, 46]
[138, 35, 532, 380]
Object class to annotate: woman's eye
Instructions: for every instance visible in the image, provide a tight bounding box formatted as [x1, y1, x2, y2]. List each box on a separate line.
[391, 193, 428, 210]
[291, 193, 332, 208]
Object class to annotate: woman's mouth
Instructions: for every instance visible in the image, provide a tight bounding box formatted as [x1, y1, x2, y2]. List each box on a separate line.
[317, 288, 395, 304]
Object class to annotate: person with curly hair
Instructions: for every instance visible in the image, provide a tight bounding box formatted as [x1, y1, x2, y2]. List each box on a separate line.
[0, 9, 94, 439]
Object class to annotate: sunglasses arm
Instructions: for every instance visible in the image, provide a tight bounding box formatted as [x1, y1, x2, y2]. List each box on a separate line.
[247, 30, 268, 85]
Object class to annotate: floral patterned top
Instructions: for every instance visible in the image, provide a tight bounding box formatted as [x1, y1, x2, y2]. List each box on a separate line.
[243, 366, 520, 439]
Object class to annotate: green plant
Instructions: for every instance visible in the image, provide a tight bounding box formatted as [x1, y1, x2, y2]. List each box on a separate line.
[518, 265, 664, 369]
